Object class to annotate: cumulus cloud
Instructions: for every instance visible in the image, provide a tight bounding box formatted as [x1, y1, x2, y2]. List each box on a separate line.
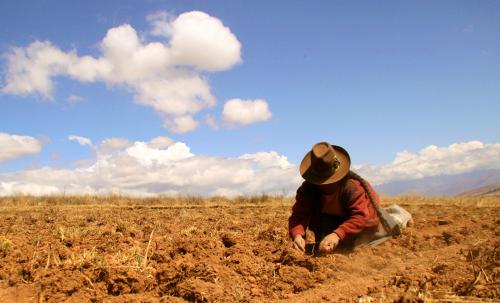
[0, 182, 59, 196]
[163, 114, 199, 133]
[1, 135, 498, 196]
[68, 135, 92, 147]
[354, 141, 500, 185]
[98, 138, 132, 154]
[239, 151, 293, 170]
[126, 141, 193, 166]
[0, 132, 42, 163]
[168, 11, 242, 71]
[222, 99, 272, 126]
[0, 137, 301, 197]
[147, 136, 174, 149]
[1, 11, 242, 133]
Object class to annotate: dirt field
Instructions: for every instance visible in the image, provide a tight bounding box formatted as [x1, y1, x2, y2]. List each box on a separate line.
[0, 196, 498, 302]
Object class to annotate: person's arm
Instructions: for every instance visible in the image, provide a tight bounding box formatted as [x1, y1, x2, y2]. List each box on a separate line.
[333, 179, 380, 241]
[288, 182, 316, 239]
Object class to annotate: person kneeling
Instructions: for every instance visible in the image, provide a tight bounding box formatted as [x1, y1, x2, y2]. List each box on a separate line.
[288, 142, 412, 254]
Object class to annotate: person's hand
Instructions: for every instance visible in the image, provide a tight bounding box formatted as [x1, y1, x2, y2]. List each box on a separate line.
[318, 233, 340, 253]
[292, 235, 306, 252]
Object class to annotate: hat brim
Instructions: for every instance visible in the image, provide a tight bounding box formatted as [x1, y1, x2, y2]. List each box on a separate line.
[299, 145, 351, 185]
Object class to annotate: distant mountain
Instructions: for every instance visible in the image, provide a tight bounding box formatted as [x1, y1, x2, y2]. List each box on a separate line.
[375, 169, 500, 196]
[457, 182, 500, 197]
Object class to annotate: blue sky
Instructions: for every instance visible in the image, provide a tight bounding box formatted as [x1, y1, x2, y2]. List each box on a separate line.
[0, 1, 499, 196]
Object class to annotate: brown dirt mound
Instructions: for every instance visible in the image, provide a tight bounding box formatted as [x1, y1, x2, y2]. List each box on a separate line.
[0, 202, 498, 302]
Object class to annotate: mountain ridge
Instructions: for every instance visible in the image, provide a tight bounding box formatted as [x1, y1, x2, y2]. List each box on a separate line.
[374, 169, 500, 196]
[457, 182, 500, 197]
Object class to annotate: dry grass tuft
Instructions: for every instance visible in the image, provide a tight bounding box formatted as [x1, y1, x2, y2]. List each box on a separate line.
[0, 237, 13, 258]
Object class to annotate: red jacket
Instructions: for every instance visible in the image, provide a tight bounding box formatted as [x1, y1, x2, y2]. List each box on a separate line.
[288, 177, 380, 242]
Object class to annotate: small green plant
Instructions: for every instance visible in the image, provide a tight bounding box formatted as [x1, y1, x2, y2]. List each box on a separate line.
[67, 248, 105, 269]
[0, 237, 13, 257]
[56, 226, 82, 247]
[133, 248, 144, 267]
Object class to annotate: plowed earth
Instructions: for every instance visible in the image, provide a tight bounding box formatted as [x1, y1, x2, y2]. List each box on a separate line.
[0, 202, 498, 302]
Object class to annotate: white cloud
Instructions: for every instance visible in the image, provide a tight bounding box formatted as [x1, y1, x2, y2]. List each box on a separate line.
[168, 11, 242, 71]
[147, 136, 174, 149]
[99, 136, 172, 155]
[0, 132, 42, 163]
[68, 135, 92, 147]
[239, 151, 293, 170]
[0, 182, 59, 196]
[222, 99, 272, 126]
[1, 135, 498, 197]
[1, 11, 242, 134]
[354, 141, 500, 185]
[0, 137, 301, 197]
[126, 141, 193, 166]
[1, 41, 74, 99]
[163, 114, 199, 134]
[98, 138, 131, 154]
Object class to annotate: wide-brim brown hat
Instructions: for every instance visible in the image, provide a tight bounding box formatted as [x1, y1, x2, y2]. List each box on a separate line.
[300, 142, 351, 185]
